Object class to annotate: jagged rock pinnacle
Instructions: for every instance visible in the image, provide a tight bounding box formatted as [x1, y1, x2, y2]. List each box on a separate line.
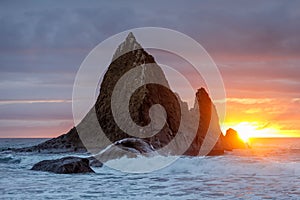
[126, 32, 136, 41]
[112, 32, 142, 61]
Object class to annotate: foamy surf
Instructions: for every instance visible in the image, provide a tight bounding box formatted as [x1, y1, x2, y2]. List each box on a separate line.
[103, 155, 180, 173]
[0, 138, 299, 199]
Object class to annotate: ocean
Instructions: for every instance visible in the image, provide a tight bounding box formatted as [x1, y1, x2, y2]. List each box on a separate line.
[0, 138, 299, 199]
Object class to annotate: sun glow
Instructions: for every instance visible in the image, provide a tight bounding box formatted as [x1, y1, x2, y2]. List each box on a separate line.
[223, 122, 281, 142]
[233, 123, 254, 142]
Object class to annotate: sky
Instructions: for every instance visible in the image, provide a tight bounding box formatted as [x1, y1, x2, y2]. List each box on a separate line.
[0, 0, 299, 138]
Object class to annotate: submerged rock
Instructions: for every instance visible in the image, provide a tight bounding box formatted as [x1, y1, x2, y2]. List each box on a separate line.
[114, 138, 155, 154]
[91, 138, 156, 163]
[31, 156, 95, 174]
[88, 157, 104, 167]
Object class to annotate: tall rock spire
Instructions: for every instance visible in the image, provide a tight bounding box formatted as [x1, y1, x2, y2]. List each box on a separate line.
[112, 32, 142, 61]
[95, 32, 179, 150]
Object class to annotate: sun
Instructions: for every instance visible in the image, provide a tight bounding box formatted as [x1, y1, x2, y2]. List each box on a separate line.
[231, 122, 256, 142]
[226, 122, 281, 142]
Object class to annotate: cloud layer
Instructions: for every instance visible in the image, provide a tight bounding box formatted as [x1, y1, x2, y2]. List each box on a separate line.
[0, 0, 299, 137]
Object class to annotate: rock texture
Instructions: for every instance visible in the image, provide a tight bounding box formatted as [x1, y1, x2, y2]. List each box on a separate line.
[95, 33, 181, 151]
[87, 157, 104, 167]
[91, 138, 156, 163]
[31, 156, 94, 174]
[222, 128, 246, 151]
[17, 32, 225, 158]
[184, 88, 224, 156]
[15, 127, 85, 153]
[114, 138, 155, 154]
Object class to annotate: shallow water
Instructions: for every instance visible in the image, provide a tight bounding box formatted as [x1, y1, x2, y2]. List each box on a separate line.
[0, 138, 299, 199]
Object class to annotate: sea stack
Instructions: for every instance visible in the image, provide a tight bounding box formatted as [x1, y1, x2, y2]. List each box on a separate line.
[16, 33, 225, 158]
[222, 128, 246, 151]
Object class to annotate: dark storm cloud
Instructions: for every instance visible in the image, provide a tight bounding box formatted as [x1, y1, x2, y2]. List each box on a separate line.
[174, 1, 300, 57]
[1, 0, 300, 56]
[0, 1, 299, 76]
[0, 1, 141, 51]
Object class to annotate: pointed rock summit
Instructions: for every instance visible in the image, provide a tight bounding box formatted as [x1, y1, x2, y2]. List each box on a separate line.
[96, 32, 179, 151]
[112, 32, 142, 61]
[126, 32, 137, 41]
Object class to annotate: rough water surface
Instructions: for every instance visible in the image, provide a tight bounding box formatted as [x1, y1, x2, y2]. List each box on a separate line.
[0, 138, 299, 199]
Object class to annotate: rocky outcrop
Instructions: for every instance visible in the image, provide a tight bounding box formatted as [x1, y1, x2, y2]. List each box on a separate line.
[15, 127, 86, 153]
[184, 88, 224, 156]
[95, 33, 181, 151]
[222, 128, 246, 151]
[114, 138, 155, 154]
[90, 138, 156, 163]
[88, 157, 104, 167]
[31, 156, 94, 174]
[94, 33, 223, 156]
[17, 32, 225, 158]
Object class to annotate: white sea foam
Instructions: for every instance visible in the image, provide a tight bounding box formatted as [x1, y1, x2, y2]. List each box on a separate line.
[0, 138, 299, 199]
[104, 155, 179, 173]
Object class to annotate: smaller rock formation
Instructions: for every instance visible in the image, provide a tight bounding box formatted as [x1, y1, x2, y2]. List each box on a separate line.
[222, 128, 246, 151]
[31, 156, 95, 174]
[91, 138, 156, 163]
[114, 138, 155, 154]
[184, 88, 224, 156]
[15, 127, 86, 153]
[88, 157, 104, 167]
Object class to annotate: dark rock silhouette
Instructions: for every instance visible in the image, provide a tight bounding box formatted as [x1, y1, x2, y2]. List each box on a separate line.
[114, 138, 155, 154]
[90, 138, 156, 163]
[184, 88, 224, 156]
[87, 157, 104, 167]
[31, 156, 95, 174]
[95, 34, 181, 150]
[222, 128, 246, 151]
[16, 32, 225, 158]
[15, 127, 85, 153]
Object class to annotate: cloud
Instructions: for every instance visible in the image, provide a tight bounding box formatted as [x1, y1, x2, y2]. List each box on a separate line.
[0, 119, 72, 128]
[292, 98, 300, 103]
[226, 98, 274, 104]
[0, 0, 300, 137]
[0, 1, 141, 51]
[0, 101, 72, 120]
[244, 108, 262, 114]
[1, 0, 299, 57]
[255, 122, 271, 130]
[0, 120, 74, 138]
[0, 99, 72, 105]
